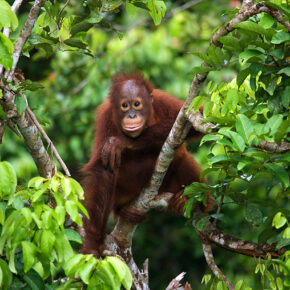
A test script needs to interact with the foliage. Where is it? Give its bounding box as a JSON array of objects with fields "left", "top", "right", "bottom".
[
  {"left": 183, "top": 4, "right": 290, "bottom": 289},
  {"left": 0, "top": 161, "right": 132, "bottom": 289},
  {"left": 0, "top": 0, "right": 289, "bottom": 289}
]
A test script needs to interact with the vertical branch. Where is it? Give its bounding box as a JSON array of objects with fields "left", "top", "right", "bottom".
[{"left": 5, "top": 0, "right": 47, "bottom": 82}]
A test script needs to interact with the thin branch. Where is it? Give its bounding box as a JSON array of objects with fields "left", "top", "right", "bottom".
[
  {"left": 165, "top": 0, "right": 202, "bottom": 19},
  {"left": 56, "top": 0, "right": 71, "bottom": 27},
  {"left": 26, "top": 107, "right": 71, "bottom": 176},
  {"left": 5, "top": 0, "right": 47, "bottom": 82},
  {"left": 259, "top": 140, "right": 290, "bottom": 153},
  {"left": 0, "top": 120, "right": 6, "bottom": 144},
  {"left": 165, "top": 272, "right": 186, "bottom": 290},
  {"left": 197, "top": 221, "right": 286, "bottom": 259},
  {"left": 201, "top": 240, "right": 234, "bottom": 290}
]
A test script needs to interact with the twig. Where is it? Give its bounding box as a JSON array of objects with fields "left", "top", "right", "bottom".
[
  {"left": 165, "top": 0, "right": 202, "bottom": 19},
  {"left": 259, "top": 140, "right": 290, "bottom": 153},
  {"left": 56, "top": 0, "right": 71, "bottom": 27},
  {"left": 5, "top": 0, "right": 47, "bottom": 82},
  {"left": 166, "top": 272, "right": 186, "bottom": 290},
  {"left": 197, "top": 220, "right": 286, "bottom": 259},
  {"left": 26, "top": 107, "right": 71, "bottom": 176},
  {"left": 0, "top": 120, "right": 6, "bottom": 144},
  {"left": 201, "top": 240, "right": 234, "bottom": 290}
]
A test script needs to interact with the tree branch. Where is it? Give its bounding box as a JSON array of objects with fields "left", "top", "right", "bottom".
[
  {"left": 197, "top": 221, "right": 286, "bottom": 259},
  {"left": 165, "top": 272, "right": 186, "bottom": 290},
  {"left": 26, "top": 107, "right": 71, "bottom": 176},
  {"left": 259, "top": 140, "right": 290, "bottom": 153},
  {"left": 5, "top": 0, "right": 47, "bottom": 82},
  {"left": 200, "top": 240, "right": 234, "bottom": 290}
]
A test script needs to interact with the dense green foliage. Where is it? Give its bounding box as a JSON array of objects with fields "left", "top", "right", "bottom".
[{"left": 0, "top": 0, "right": 289, "bottom": 289}]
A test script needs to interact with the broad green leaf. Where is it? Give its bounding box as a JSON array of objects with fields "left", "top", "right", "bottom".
[
  {"left": 278, "top": 67, "right": 290, "bottom": 77},
  {"left": 0, "top": 258, "right": 12, "bottom": 290},
  {"left": 259, "top": 13, "right": 275, "bottom": 29},
  {"left": 95, "top": 260, "right": 120, "bottom": 289},
  {"left": 227, "top": 131, "right": 245, "bottom": 152},
  {"left": 0, "top": 161, "right": 17, "bottom": 197},
  {"left": 203, "top": 101, "right": 214, "bottom": 118},
  {"left": 234, "top": 21, "right": 270, "bottom": 38},
  {"left": 19, "top": 80, "right": 44, "bottom": 91},
  {"left": 283, "top": 227, "right": 290, "bottom": 239},
  {"left": 272, "top": 212, "right": 287, "bottom": 229},
  {"left": 64, "top": 38, "right": 87, "bottom": 49},
  {"left": 189, "top": 66, "right": 214, "bottom": 76},
  {"left": 41, "top": 230, "right": 55, "bottom": 258},
  {"left": 61, "top": 176, "right": 72, "bottom": 197},
  {"left": 22, "top": 269, "right": 45, "bottom": 290},
  {"left": 15, "top": 94, "right": 27, "bottom": 116},
  {"left": 71, "top": 21, "right": 93, "bottom": 36},
  {"left": 126, "top": 2, "right": 138, "bottom": 17},
  {"left": 65, "top": 200, "right": 79, "bottom": 222},
  {"left": 28, "top": 176, "right": 46, "bottom": 188},
  {"left": 196, "top": 216, "right": 210, "bottom": 231},
  {"left": 188, "top": 96, "right": 203, "bottom": 113},
  {"left": 225, "top": 89, "right": 238, "bottom": 111},
  {"left": 0, "top": 33, "right": 13, "bottom": 70},
  {"left": 200, "top": 134, "right": 222, "bottom": 146},
  {"left": 79, "top": 256, "right": 98, "bottom": 284},
  {"left": 22, "top": 242, "right": 38, "bottom": 272},
  {"left": 0, "top": 0, "right": 18, "bottom": 30},
  {"left": 64, "top": 254, "right": 86, "bottom": 276},
  {"left": 21, "top": 208, "right": 32, "bottom": 225},
  {"left": 265, "top": 163, "right": 289, "bottom": 188},
  {"left": 191, "top": 52, "right": 212, "bottom": 65},
  {"left": 183, "top": 198, "right": 196, "bottom": 218},
  {"left": 271, "top": 32, "right": 290, "bottom": 44},
  {"left": 281, "top": 86, "right": 290, "bottom": 108},
  {"left": 239, "top": 49, "right": 265, "bottom": 64},
  {"left": 212, "top": 144, "right": 226, "bottom": 156},
  {"left": 106, "top": 256, "right": 133, "bottom": 290},
  {"left": 265, "top": 114, "right": 283, "bottom": 137},
  {"left": 219, "top": 35, "right": 241, "bottom": 51},
  {"left": 64, "top": 229, "right": 82, "bottom": 244},
  {"left": 148, "top": 0, "right": 166, "bottom": 25},
  {"left": 69, "top": 178, "right": 84, "bottom": 199},
  {"left": 236, "top": 67, "right": 249, "bottom": 87},
  {"left": 236, "top": 114, "right": 253, "bottom": 143},
  {"left": 55, "top": 205, "right": 65, "bottom": 226},
  {"left": 209, "top": 155, "right": 231, "bottom": 165}
]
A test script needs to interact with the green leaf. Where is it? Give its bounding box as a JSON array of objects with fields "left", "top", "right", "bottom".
[
  {"left": 22, "top": 269, "right": 45, "bottom": 290},
  {"left": 191, "top": 52, "right": 211, "bottom": 65},
  {"left": 239, "top": 49, "right": 265, "bottom": 64},
  {"left": 272, "top": 212, "right": 287, "bottom": 229},
  {"left": 278, "top": 67, "right": 290, "bottom": 77},
  {"left": 15, "top": 94, "right": 27, "bottom": 116},
  {"left": 133, "top": 1, "right": 150, "bottom": 11},
  {"left": 28, "top": 176, "right": 46, "bottom": 188},
  {"left": 271, "top": 32, "right": 290, "bottom": 44},
  {"left": 64, "top": 38, "right": 87, "bottom": 49},
  {"left": 79, "top": 256, "right": 98, "bottom": 284},
  {"left": 71, "top": 21, "right": 93, "bottom": 36},
  {"left": 22, "top": 242, "right": 38, "bottom": 272},
  {"left": 126, "top": 2, "right": 138, "bottom": 17},
  {"left": 259, "top": 13, "right": 275, "bottom": 29},
  {"left": 183, "top": 198, "right": 196, "bottom": 219},
  {"left": 55, "top": 205, "right": 65, "bottom": 226},
  {"left": 236, "top": 67, "right": 249, "bottom": 87},
  {"left": 64, "top": 254, "right": 85, "bottom": 276},
  {"left": 265, "top": 163, "right": 289, "bottom": 188},
  {"left": 0, "top": 161, "right": 17, "bottom": 197},
  {"left": 203, "top": 101, "right": 213, "bottom": 118},
  {"left": 41, "top": 230, "right": 55, "bottom": 258},
  {"left": 209, "top": 155, "right": 231, "bottom": 165},
  {"left": 69, "top": 178, "right": 84, "bottom": 199},
  {"left": 265, "top": 114, "right": 283, "bottom": 137},
  {"left": 64, "top": 229, "right": 82, "bottom": 244},
  {"left": 227, "top": 131, "right": 245, "bottom": 152},
  {"left": 106, "top": 256, "right": 133, "bottom": 290},
  {"left": 234, "top": 21, "right": 270, "bottom": 38},
  {"left": 65, "top": 200, "right": 79, "bottom": 222},
  {"left": 0, "top": 258, "right": 12, "bottom": 290},
  {"left": 219, "top": 35, "right": 241, "bottom": 51},
  {"left": 0, "top": 32, "right": 13, "bottom": 70},
  {"left": 148, "top": 0, "right": 166, "bottom": 26},
  {"left": 196, "top": 216, "right": 210, "bottom": 231},
  {"left": 61, "top": 176, "right": 72, "bottom": 197},
  {"left": 189, "top": 96, "right": 203, "bottom": 113},
  {"left": 281, "top": 86, "right": 290, "bottom": 108},
  {"left": 0, "top": 0, "right": 18, "bottom": 30},
  {"left": 189, "top": 66, "right": 214, "bottom": 76},
  {"left": 225, "top": 89, "right": 238, "bottom": 111},
  {"left": 200, "top": 134, "right": 222, "bottom": 146},
  {"left": 245, "top": 204, "right": 263, "bottom": 225},
  {"left": 236, "top": 114, "right": 253, "bottom": 144},
  {"left": 19, "top": 80, "right": 44, "bottom": 91}
]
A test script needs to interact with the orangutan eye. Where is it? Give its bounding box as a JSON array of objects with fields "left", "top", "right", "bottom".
[
  {"left": 134, "top": 101, "right": 140, "bottom": 107},
  {"left": 122, "top": 103, "right": 128, "bottom": 108}
]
